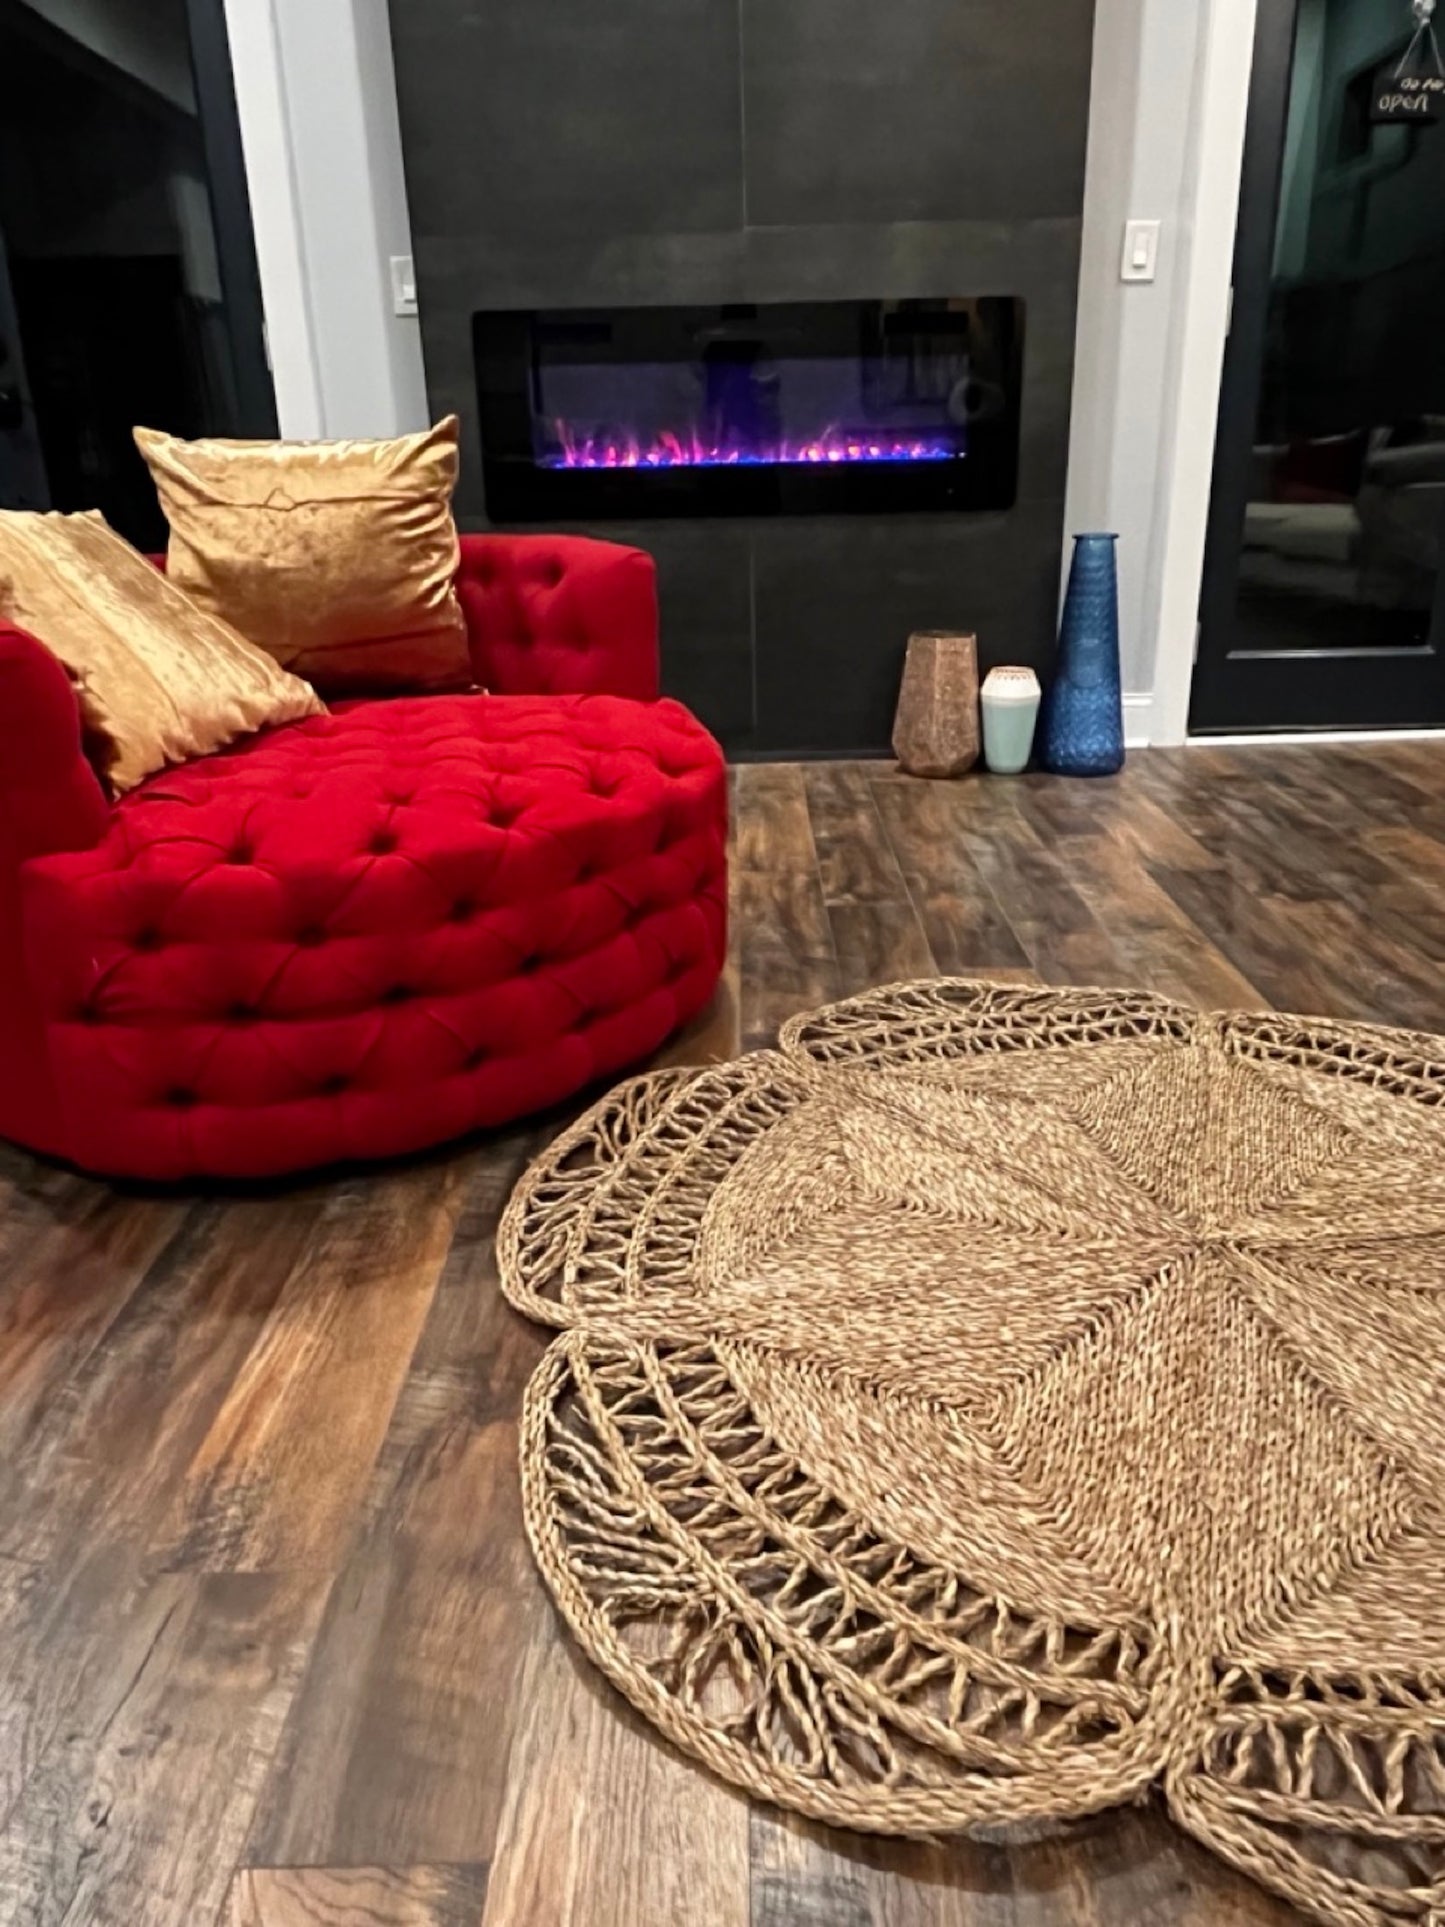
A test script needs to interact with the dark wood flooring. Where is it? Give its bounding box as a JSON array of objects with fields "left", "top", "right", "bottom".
[{"left": 2, "top": 741, "right": 1443, "bottom": 1927}]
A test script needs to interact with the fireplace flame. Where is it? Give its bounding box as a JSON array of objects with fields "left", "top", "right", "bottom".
[{"left": 541, "top": 420, "right": 961, "bottom": 470}]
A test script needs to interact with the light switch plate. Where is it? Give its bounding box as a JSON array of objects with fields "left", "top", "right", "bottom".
[
  {"left": 1120, "top": 219, "right": 1161, "bottom": 283},
  {"left": 390, "top": 254, "right": 418, "bottom": 316}
]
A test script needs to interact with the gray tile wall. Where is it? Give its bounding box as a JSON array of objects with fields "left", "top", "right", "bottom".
[{"left": 389, "top": 0, "right": 1095, "bottom": 755}]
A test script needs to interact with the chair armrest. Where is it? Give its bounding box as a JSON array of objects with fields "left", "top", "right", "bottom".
[
  {"left": 454, "top": 533, "right": 659, "bottom": 699},
  {"left": 0, "top": 626, "right": 108, "bottom": 1159},
  {"left": 0, "top": 625, "right": 109, "bottom": 865}
]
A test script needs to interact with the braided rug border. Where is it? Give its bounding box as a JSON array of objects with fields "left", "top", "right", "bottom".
[{"left": 498, "top": 978, "right": 1445, "bottom": 1927}]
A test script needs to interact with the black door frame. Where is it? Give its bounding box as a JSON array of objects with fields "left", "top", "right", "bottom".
[
  {"left": 1191, "top": 0, "right": 1445, "bottom": 733},
  {"left": 184, "top": 0, "right": 277, "bottom": 438},
  {"left": 0, "top": 226, "right": 50, "bottom": 511}
]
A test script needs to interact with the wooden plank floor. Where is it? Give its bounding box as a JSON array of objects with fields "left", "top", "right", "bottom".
[{"left": 2, "top": 740, "right": 1443, "bottom": 1926}]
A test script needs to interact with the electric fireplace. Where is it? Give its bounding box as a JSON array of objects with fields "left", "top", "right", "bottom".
[{"left": 473, "top": 298, "right": 1024, "bottom": 521}]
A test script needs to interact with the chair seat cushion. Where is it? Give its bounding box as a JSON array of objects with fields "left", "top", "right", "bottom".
[{"left": 24, "top": 693, "right": 727, "bottom": 1176}]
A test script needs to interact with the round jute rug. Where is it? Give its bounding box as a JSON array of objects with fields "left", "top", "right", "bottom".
[{"left": 497, "top": 979, "right": 1445, "bottom": 1927}]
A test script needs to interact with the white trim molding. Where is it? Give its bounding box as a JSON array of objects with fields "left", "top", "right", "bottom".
[
  {"left": 222, "top": 0, "right": 324, "bottom": 437},
  {"left": 1149, "top": 0, "right": 1260, "bottom": 744},
  {"left": 222, "top": 0, "right": 427, "bottom": 440},
  {"left": 1123, "top": 692, "right": 1156, "bottom": 749},
  {"left": 1191, "top": 728, "right": 1445, "bottom": 747}
]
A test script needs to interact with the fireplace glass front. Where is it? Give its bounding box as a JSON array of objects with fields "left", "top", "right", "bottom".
[{"left": 473, "top": 298, "right": 1023, "bottom": 520}]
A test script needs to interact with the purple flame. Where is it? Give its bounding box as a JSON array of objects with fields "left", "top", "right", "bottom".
[{"left": 540, "top": 420, "right": 963, "bottom": 470}]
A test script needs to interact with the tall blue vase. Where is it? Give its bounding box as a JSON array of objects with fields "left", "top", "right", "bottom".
[{"left": 1041, "top": 533, "right": 1125, "bottom": 776}]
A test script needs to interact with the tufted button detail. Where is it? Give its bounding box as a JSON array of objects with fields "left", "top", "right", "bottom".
[{"left": 51, "top": 677, "right": 727, "bottom": 1176}]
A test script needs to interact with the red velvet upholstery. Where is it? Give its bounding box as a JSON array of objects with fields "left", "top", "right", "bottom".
[
  {"left": 0, "top": 536, "right": 726, "bottom": 1178},
  {"left": 153, "top": 531, "right": 661, "bottom": 699},
  {"left": 455, "top": 532, "right": 659, "bottom": 699},
  {"left": 0, "top": 630, "right": 111, "bottom": 1159}
]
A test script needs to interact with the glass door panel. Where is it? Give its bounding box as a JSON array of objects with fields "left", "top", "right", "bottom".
[{"left": 1193, "top": 0, "right": 1445, "bottom": 730}]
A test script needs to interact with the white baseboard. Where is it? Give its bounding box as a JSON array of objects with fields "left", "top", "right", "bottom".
[
  {"left": 1123, "top": 692, "right": 1155, "bottom": 749},
  {"left": 1119, "top": 701, "right": 1445, "bottom": 752},
  {"left": 1188, "top": 728, "right": 1445, "bottom": 747}
]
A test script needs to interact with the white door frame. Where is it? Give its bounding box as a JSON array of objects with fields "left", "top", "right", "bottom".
[
  {"left": 1149, "top": 0, "right": 1260, "bottom": 745},
  {"left": 221, "top": 0, "right": 325, "bottom": 438},
  {"left": 221, "top": 0, "right": 427, "bottom": 441}
]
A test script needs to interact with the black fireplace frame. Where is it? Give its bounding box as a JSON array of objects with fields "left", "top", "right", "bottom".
[{"left": 473, "top": 297, "right": 1025, "bottom": 522}]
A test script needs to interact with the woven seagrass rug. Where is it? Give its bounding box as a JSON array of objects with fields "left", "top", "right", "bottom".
[{"left": 496, "top": 979, "right": 1445, "bottom": 1927}]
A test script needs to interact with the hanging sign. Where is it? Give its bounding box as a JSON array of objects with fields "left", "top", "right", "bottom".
[
  {"left": 1370, "top": 70, "right": 1444, "bottom": 121},
  {"left": 1371, "top": 0, "right": 1444, "bottom": 121}
]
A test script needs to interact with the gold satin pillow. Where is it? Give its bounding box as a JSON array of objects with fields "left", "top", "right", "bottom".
[
  {"left": 134, "top": 417, "right": 471, "bottom": 695},
  {"left": 0, "top": 510, "right": 324, "bottom": 794}
]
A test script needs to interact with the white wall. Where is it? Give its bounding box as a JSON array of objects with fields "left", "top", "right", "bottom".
[
  {"left": 223, "top": 0, "right": 427, "bottom": 441},
  {"left": 1065, "top": 0, "right": 1206, "bottom": 708}
]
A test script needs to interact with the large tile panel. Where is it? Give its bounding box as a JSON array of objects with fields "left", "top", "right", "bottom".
[
  {"left": 751, "top": 505, "right": 1064, "bottom": 756},
  {"left": 390, "top": 0, "right": 743, "bottom": 244},
  {"left": 741, "top": 0, "right": 1095, "bottom": 228}
]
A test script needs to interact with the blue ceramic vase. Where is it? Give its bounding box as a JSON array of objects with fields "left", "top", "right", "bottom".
[{"left": 1041, "top": 533, "right": 1125, "bottom": 776}]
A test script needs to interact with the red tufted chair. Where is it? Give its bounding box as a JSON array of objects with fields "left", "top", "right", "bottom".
[{"left": 0, "top": 534, "right": 728, "bottom": 1178}]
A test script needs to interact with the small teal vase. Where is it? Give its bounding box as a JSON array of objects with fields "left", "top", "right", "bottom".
[{"left": 1041, "top": 533, "right": 1125, "bottom": 776}]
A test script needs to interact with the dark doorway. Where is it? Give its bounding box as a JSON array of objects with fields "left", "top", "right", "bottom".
[
  {"left": 1193, "top": 0, "right": 1445, "bottom": 731},
  {"left": 0, "top": 0, "right": 274, "bottom": 551}
]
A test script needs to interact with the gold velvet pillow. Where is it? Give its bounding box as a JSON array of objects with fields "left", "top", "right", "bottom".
[
  {"left": 0, "top": 510, "right": 324, "bottom": 794},
  {"left": 134, "top": 417, "right": 472, "bottom": 695}
]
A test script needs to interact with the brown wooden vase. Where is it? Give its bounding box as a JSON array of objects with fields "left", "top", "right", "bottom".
[{"left": 892, "top": 630, "right": 980, "bottom": 778}]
